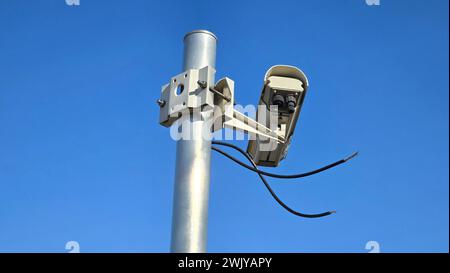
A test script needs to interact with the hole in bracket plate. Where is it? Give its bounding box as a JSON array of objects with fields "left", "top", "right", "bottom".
[{"left": 175, "top": 84, "right": 184, "bottom": 95}]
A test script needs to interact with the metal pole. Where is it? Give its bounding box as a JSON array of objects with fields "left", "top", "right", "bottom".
[{"left": 170, "top": 30, "right": 217, "bottom": 253}]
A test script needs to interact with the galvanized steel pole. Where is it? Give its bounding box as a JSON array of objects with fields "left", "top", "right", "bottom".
[{"left": 170, "top": 30, "right": 217, "bottom": 253}]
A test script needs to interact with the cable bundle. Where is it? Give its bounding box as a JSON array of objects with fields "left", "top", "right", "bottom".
[{"left": 211, "top": 140, "right": 358, "bottom": 218}]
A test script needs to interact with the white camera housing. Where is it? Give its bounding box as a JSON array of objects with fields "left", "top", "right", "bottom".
[{"left": 247, "top": 65, "right": 309, "bottom": 167}]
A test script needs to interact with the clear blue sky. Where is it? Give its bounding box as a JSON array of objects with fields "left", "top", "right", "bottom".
[{"left": 0, "top": 0, "right": 448, "bottom": 253}]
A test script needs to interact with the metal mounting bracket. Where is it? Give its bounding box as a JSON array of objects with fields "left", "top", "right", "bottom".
[
  {"left": 211, "top": 78, "right": 285, "bottom": 143},
  {"left": 158, "top": 68, "right": 285, "bottom": 143},
  {"left": 158, "top": 66, "right": 216, "bottom": 127}
]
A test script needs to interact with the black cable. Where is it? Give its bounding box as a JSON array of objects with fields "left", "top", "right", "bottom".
[
  {"left": 211, "top": 141, "right": 358, "bottom": 179},
  {"left": 211, "top": 141, "right": 335, "bottom": 218}
]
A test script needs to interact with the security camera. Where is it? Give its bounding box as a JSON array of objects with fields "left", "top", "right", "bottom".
[{"left": 247, "top": 65, "right": 309, "bottom": 167}]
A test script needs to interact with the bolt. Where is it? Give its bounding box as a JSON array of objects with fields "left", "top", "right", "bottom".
[
  {"left": 156, "top": 99, "right": 166, "bottom": 107},
  {"left": 197, "top": 80, "right": 207, "bottom": 89}
]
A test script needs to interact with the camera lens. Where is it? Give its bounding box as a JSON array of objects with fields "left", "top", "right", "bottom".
[{"left": 272, "top": 94, "right": 285, "bottom": 108}]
